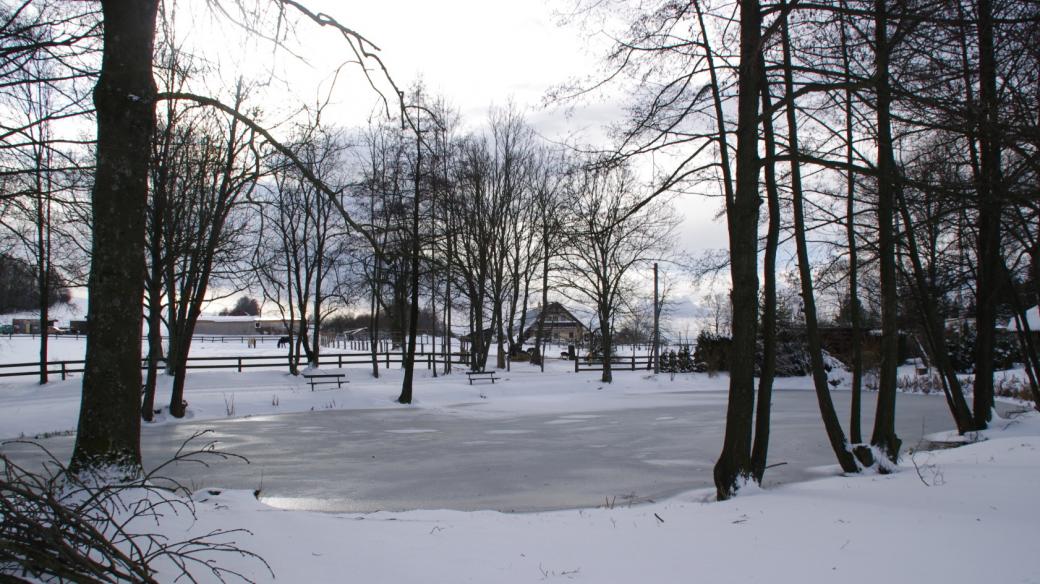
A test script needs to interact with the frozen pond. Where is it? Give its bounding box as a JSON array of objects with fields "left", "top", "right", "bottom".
[{"left": 1, "top": 388, "right": 977, "bottom": 513}]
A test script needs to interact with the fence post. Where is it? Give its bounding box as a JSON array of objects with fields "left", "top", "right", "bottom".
[
  {"left": 238, "top": 358, "right": 242, "bottom": 373},
  {"left": 61, "top": 361, "right": 67, "bottom": 381},
  {"left": 631, "top": 354, "right": 635, "bottom": 371},
  {"left": 574, "top": 355, "right": 579, "bottom": 373},
  {"left": 385, "top": 351, "right": 390, "bottom": 369},
  {"left": 338, "top": 354, "right": 343, "bottom": 368}
]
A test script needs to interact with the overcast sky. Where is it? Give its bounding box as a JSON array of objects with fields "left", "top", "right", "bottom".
[{"left": 177, "top": 0, "right": 732, "bottom": 308}]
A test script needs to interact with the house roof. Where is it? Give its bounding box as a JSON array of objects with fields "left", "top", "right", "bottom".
[{"left": 521, "top": 302, "right": 589, "bottom": 331}]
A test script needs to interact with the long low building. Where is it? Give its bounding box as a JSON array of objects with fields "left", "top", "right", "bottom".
[{"left": 193, "top": 316, "right": 304, "bottom": 336}]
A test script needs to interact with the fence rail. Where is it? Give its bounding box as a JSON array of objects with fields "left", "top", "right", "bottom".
[
  {"left": 0, "top": 350, "right": 471, "bottom": 381},
  {"left": 573, "top": 354, "right": 656, "bottom": 372}
]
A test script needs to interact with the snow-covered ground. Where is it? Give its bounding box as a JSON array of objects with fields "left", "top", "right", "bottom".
[
  {"left": 1, "top": 335, "right": 1038, "bottom": 583},
  {"left": 162, "top": 416, "right": 1039, "bottom": 584}
]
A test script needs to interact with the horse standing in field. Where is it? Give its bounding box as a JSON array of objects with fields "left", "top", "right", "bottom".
[{"left": 277, "top": 336, "right": 290, "bottom": 348}]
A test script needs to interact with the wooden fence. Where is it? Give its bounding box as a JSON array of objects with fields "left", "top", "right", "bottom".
[
  {"left": 0, "top": 350, "right": 471, "bottom": 381},
  {"left": 573, "top": 354, "right": 656, "bottom": 372}
]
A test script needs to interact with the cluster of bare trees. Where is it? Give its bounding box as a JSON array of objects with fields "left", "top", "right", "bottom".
[
  {"left": 575, "top": 0, "right": 1038, "bottom": 498},
  {"left": 3, "top": 0, "right": 682, "bottom": 478},
  {"left": 350, "top": 96, "right": 678, "bottom": 400},
  {"left": 1, "top": 1, "right": 96, "bottom": 382},
  {"left": 0, "top": 0, "right": 402, "bottom": 474}
]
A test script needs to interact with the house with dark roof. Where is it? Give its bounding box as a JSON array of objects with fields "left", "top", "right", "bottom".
[{"left": 520, "top": 302, "right": 590, "bottom": 344}]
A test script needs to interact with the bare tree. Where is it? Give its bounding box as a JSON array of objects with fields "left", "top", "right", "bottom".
[
  {"left": 255, "top": 124, "right": 351, "bottom": 372},
  {"left": 159, "top": 83, "right": 260, "bottom": 418},
  {"left": 67, "top": 0, "right": 406, "bottom": 469},
  {"left": 557, "top": 160, "right": 677, "bottom": 383},
  {"left": 530, "top": 146, "right": 569, "bottom": 371}
]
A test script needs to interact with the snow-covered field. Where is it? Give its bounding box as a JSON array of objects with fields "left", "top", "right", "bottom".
[{"left": 1, "top": 335, "right": 1038, "bottom": 583}]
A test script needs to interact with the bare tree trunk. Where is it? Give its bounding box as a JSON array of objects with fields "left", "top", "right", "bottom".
[
  {"left": 142, "top": 102, "right": 174, "bottom": 421},
  {"left": 714, "top": 0, "right": 762, "bottom": 501},
  {"left": 444, "top": 231, "right": 453, "bottom": 375},
  {"left": 751, "top": 67, "right": 779, "bottom": 482},
  {"left": 71, "top": 0, "right": 159, "bottom": 474},
  {"left": 399, "top": 116, "right": 423, "bottom": 404},
  {"left": 370, "top": 257, "right": 381, "bottom": 379},
  {"left": 599, "top": 300, "right": 613, "bottom": 384},
  {"left": 780, "top": 15, "right": 860, "bottom": 473},
  {"left": 972, "top": 0, "right": 1002, "bottom": 428},
  {"left": 535, "top": 222, "right": 550, "bottom": 372},
  {"left": 35, "top": 170, "right": 50, "bottom": 385},
  {"left": 839, "top": 0, "right": 865, "bottom": 445},
  {"left": 141, "top": 264, "right": 163, "bottom": 420},
  {"left": 871, "top": 0, "right": 902, "bottom": 463}
]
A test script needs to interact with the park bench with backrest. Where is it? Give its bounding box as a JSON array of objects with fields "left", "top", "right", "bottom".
[
  {"left": 466, "top": 370, "right": 499, "bottom": 385},
  {"left": 302, "top": 371, "right": 348, "bottom": 391}
]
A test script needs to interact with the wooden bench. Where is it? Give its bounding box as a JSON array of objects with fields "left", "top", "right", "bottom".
[
  {"left": 466, "top": 371, "right": 499, "bottom": 385},
  {"left": 302, "top": 371, "right": 348, "bottom": 391}
]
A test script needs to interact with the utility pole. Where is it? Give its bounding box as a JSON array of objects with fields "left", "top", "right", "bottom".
[{"left": 653, "top": 263, "right": 660, "bottom": 374}]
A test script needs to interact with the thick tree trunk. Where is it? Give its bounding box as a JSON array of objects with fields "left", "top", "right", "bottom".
[
  {"left": 871, "top": 0, "right": 902, "bottom": 463},
  {"left": 972, "top": 0, "right": 1002, "bottom": 428},
  {"left": 71, "top": 0, "right": 159, "bottom": 474},
  {"left": 714, "top": 0, "right": 762, "bottom": 501}
]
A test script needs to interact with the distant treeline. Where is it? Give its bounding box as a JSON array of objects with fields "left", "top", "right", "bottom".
[
  {"left": 323, "top": 308, "right": 439, "bottom": 335},
  {"left": 0, "top": 253, "right": 70, "bottom": 314}
]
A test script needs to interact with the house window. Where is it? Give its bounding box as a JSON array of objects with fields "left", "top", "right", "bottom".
[{"left": 568, "top": 331, "right": 574, "bottom": 339}]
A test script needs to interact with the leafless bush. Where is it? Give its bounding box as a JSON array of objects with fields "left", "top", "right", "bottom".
[
  {"left": 995, "top": 375, "right": 1031, "bottom": 401},
  {"left": 896, "top": 374, "right": 945, "bottom": 394},
  {"left": 1, "top": 431, "right": 272, "bottom": 583}
]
